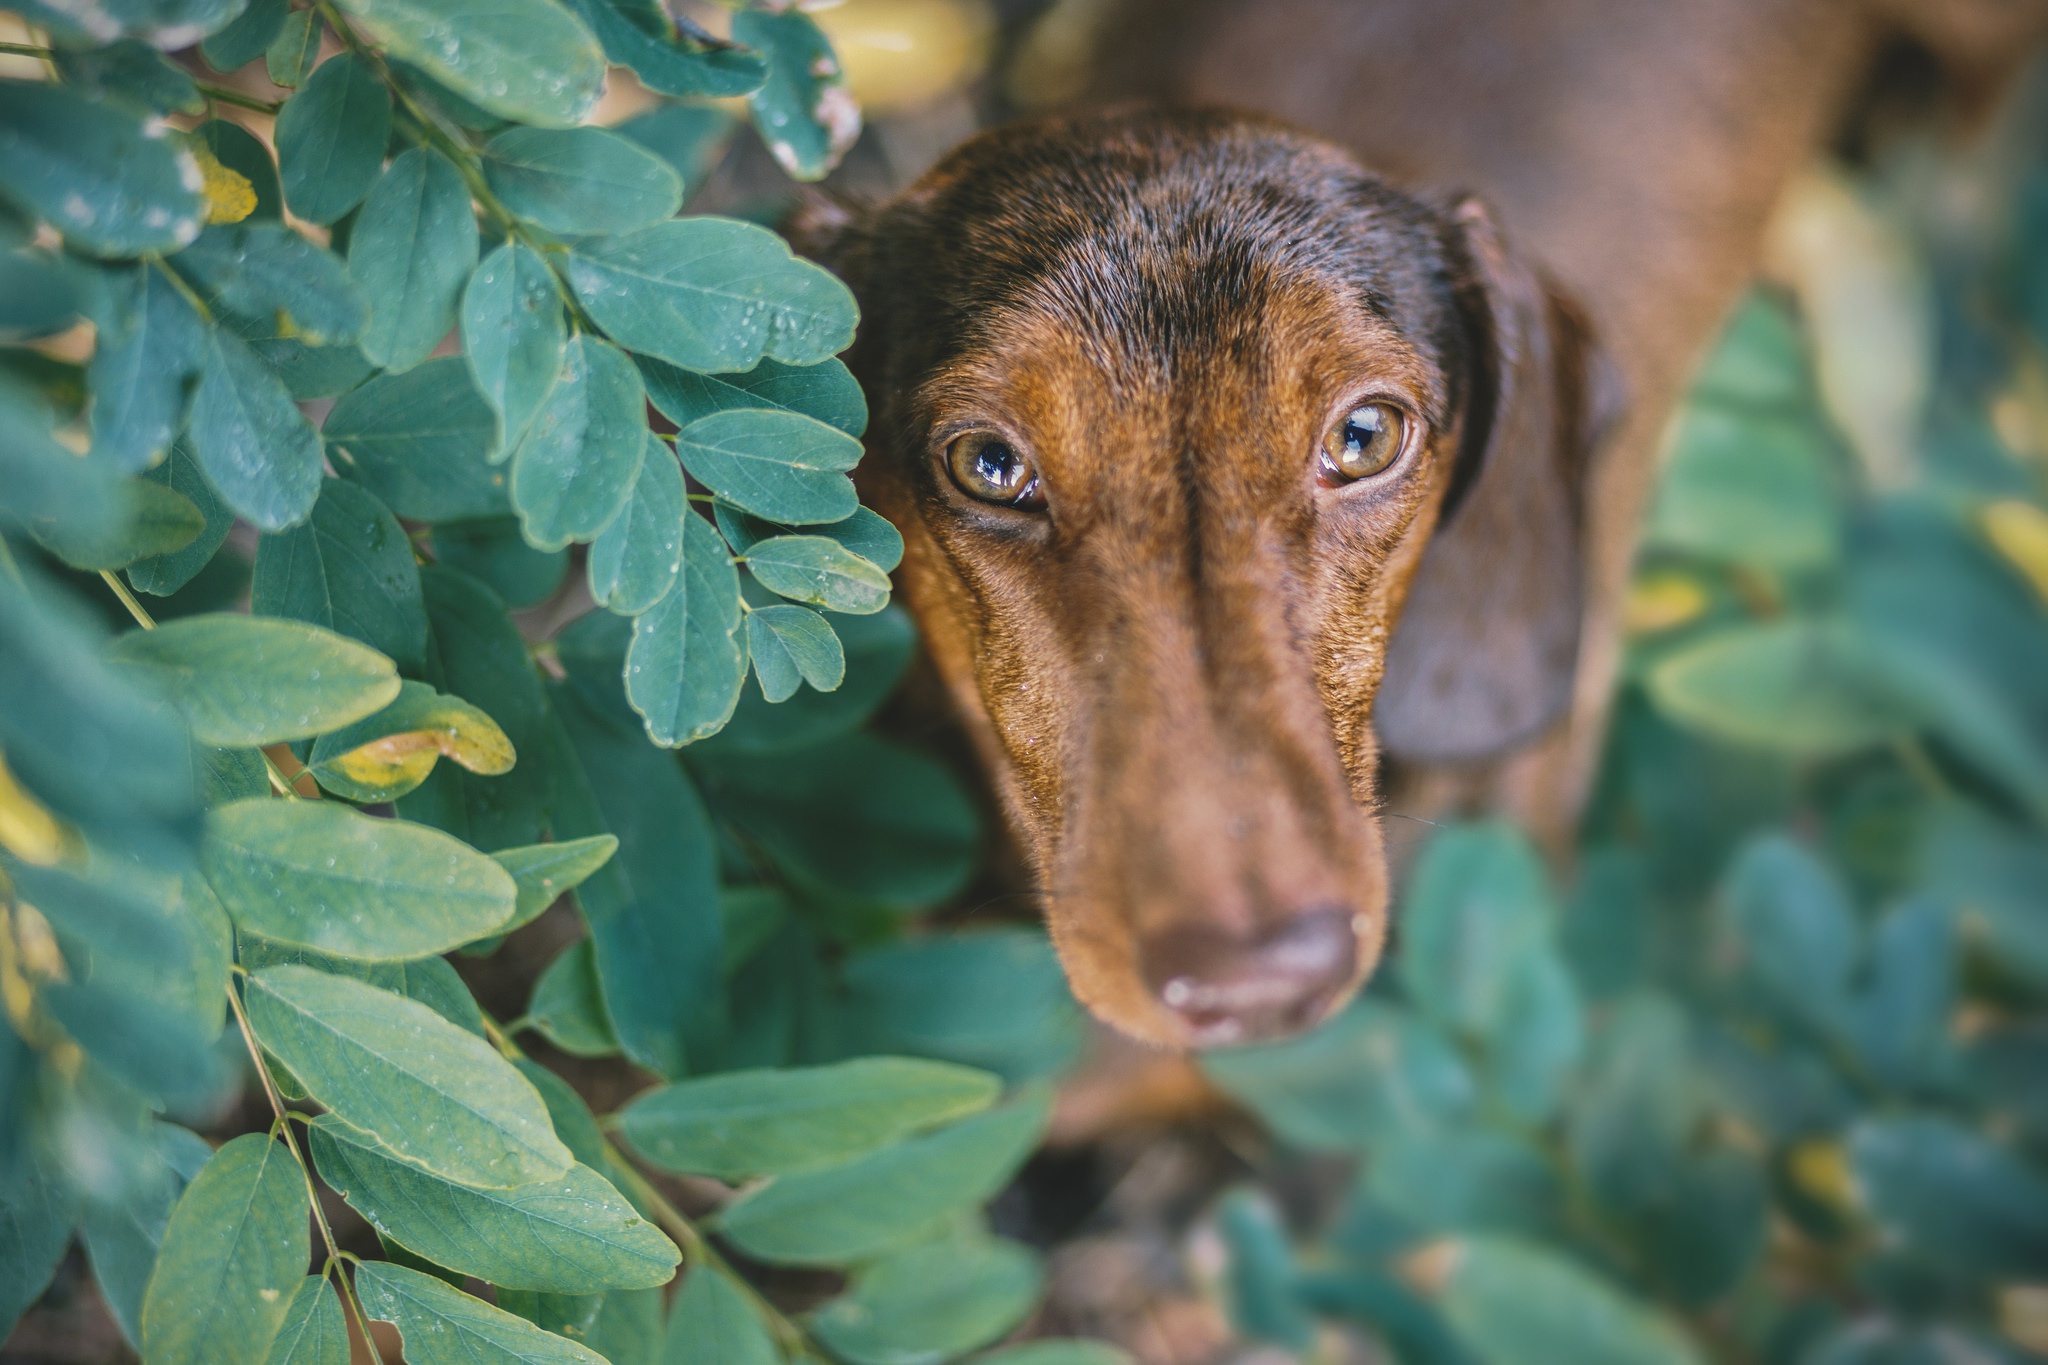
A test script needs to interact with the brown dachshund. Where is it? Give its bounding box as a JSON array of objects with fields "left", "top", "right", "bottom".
[{"left": 813, "top": 0, "right": 2048, "bottom": 1049}]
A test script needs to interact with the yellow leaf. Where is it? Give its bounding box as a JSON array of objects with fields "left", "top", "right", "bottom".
[
  {"left": 306, "top": 682, "right": 516, "bottom": 803},
  {"left": 0, "top": 752, "right": 65, "bottom": 867},
  {"left": 1983, "top": 498, "right": 2048, "bottom": 606},
  {"left": 189, "top": 139, "right": 256, "bottom": 225},
  {"left": 1625, "top": 572, "right": 1708, "bottom": 635},
  {"left": 1787, "top": 1138, "right": 1857, "bottom": 1216}
]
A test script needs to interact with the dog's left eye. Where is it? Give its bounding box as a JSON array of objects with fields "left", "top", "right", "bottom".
[
  {"left": 1320, "top": 403, "right": 1409, "bottom": 484},
  {"left": 947, "top": 431, "right": 1046, "bottom": 510}
]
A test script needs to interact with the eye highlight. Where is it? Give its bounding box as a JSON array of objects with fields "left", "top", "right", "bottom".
[
  {"left": 946, "top": 431, "right": 1046, "bottom": 510},
  {"left": 1319, "top": 403, "right": 1409, "bottom": 484}
]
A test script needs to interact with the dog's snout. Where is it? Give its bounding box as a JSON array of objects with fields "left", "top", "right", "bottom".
[{"left": 1142, "top": 907, "right": 1360, "bottom": 1046}]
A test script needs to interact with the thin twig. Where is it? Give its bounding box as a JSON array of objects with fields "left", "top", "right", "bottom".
[
  {"left": 0, "top": 40, "right": 53, "bottom": 57},
  {"left": 197, "top": 81, "right": 283, "bottom": 114}
]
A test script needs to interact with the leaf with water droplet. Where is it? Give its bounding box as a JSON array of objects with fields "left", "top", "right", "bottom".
[{"left": 331, "top": 0, "right": 606, "bottom": 128}]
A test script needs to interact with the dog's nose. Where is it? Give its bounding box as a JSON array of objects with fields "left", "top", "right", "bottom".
[{"left": 1141, "top": 907, "right": 1360, "bottom": 1046}]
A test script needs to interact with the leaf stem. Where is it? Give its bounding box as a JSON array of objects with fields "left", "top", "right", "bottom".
[
  {"left": 197, "top": 81, "right": 284, "bottom": 114},
  {"left": 225, "top": 979, "right": 390, "bottom": 1364},
  {"left": 0, "top": 40, "right": 53, "bottom": 56}
]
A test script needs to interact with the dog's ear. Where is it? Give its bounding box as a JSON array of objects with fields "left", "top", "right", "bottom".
[{"left": 1375, "top": 196, "right": 1622, "bottom": 764}]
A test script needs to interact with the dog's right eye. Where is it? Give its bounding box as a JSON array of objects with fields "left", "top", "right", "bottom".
[{"left": 946, "top": 431, "right": 1046, "bottom": 510}]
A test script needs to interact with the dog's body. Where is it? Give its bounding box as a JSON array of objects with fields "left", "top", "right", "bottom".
[{"left": 827, "top": 0, "right": 2048, "bottom": 1047}]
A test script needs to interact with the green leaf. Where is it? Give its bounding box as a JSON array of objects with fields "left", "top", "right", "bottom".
[
  {"left": 482, "top": 126, "right": 681, "bottom": 235},
  {"left": 42, "top": 979, "right": 225, "bottom": 1108},
  {"left": 139, "top": 1133, "right": 310, "bottom": 1365},
  {"left": 1645, "top": 616, "right": 1914, "bottom": 757},
  {"left": 617, "top": 1057, "right": 1002, "bottom": 1180},
  {"left": 87, "top": 264, "right": 206, "bottom": 473},
  {"left": 626, "top": 510, "right": 747, "bottom": 745},
  {"left": 0, "top": 1154, "right": 78, "bottom": 1341},
  {"left": 588, "top": 436, "right": 685, "bottom": 615},
  {"left": 716, "top": 501, "right": 902, "bottom": 574},
  {"left": 397, "top": 567, "right": 552, "bottom": 851},
  {"left": 513, "top": 1059, "right": 608, "bottom": 1170},
  {"left": 253, "top": 477, "right": 427, "bottom": 671},
  {"left": 614, "top": 105, "right": 737, "bottom": 190},
  {"left": 1566, "top": 995, "right": 1703, "bottom": 1218},
  {"left": 0, "top": 245, "right": 83, "bottom": 341},
  {"left": 1921, "top": 804, "right": 2048, "bottom": 992},
  {"left": 31, "top": 475, "right": 204, "bottom": 572},
  {"left": 326, "top": 357, "right": 506, "bottom": 522},
  {"left": 355, "top": 1261, "right": 610, "bottom": 1364},
  {"left": 1718, "top": 834, "right": 1858, "bottom": 1038},
  {"left": 975, "top": 1346, "right": 1134, "bottom": 1365},
  {"left": 698, "top": 605, "right": 915, "bottom": 755},
  {"left": 349, "top": 148, "right": 479, "bottom": 372},
  {"left": 663, "top": 1268, "right": 777, "bottom": 1365},
  {"left": 462, "top": 242, "right": 566, "bottom": 456},
  {"left": 745, "top": 534, "right": 890, "bottom": 615},
  {"left": 641, "top": 353, "right": 866, "bottom": 437},
  {"left": 510, "top": 335, "right": 647, "bottom": 551},
  {"left": 1436, "top": 1238, "right": 1704, "bottom": 1365},
  {"left": 205, "top": 797, "right": 517, "bottom": 956},
  {"left": 263, "top": 1278, "right": 348, "bottom": 1365},
  {"left": 197, "top": 119, "right": 282, "bottom": 221},
  {"left": 675, "top": 409, "right": 861, "bottom": 525},
  {"left": 1400, "top": 823, "right": 1559, "bottom": 1038},
  {"left": 188, "top": 321, "right": 326, "bottom": 531},
  {"left": 305, "top": 678, "right": 515, "bottom": 802},
  {"left": 331, "top": 0, "right": 606, "bottom": 128},
  {"left": 264, "top": 8, "right": 322, "bottom": 87},
  {"left": 1367, "top": 1131, "right": 1563, "bottom": 1240},
  {"left": 433, "top": 515, "right": 570, "bottom": 608},
  {"left": 1848, "top": 1116, "right": 2048, "bottom": 1279},
  {"left": 1216, "top": 1189, "right": 1315, "bottom": 1352},
  {"left": 493, "top": 834, "right": 618, "bottom": 934},
  {"left": 0, "top": 80, "right": 205, "bottom": 256},
  {"left": 733, "top": 9, "right": 858, "bottom": 182},
  {"left": 106, "top": 611, "right": 399, "bottom": 745},
  {"left": 747, "top": 604, "right": 843, "bottom": 701},
  {"left": 812, "top": 1231, "right": 1042, "bottom": 1365},
  {"left": 310, "top": 1115, "right": 678, "bottom": 1293},
  {"left": 53, "top": 40, "right": 204, "bottom": 115},
  {"left": 202, "top": 0, "right": 289, "bottom": 71},
  {"left": 562, "top": 0, "right": 766, "bottom": 98},
  {"left": 175, "top": 222, "right": 367, "bottom": 348},
  {"left": 565, "top": 217, "right": 858, "bottom": 373},
  {"left": 274, "top": 54, "right": 392, "bottom": 225},
  {"left": 834, "top": 931, "right": 1084, "bottom": 1085},
  {"left": 81, "top": 1134, "right": 186, "bottom": 1349},
  {"left": 692, "top": 732, "right": 979, "bottom": 908},
  {"left": 717, "top": 1090, "right": 1050, "bottom": 1265},
  {"left": 529, "top": 937, "right": 624, "bottom": 1058},
  {"left": 1201, "top": 999, "right": 1476, "bottom": 1150},
  {"left": 1643, "top": 405, "right": 1841, "bottom": 570},
  {"left": 245, "top": 964, "right": 572, "bottom": 1187}
]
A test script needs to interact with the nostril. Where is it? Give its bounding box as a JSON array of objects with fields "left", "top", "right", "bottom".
[{"left": 1143, "top": 907, "right": 1360, "bottom": 1045}]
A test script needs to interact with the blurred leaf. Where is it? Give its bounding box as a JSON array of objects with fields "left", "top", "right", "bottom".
[
  {"left": 355, "top": 1261, "right": 609, "bottom": 1364},
  {"left": 333, "top": 0, "right": 606, "bottom": 127},
  {"left": 310, "top": 1114, "right": 677, "bottom": 1293},
  {"left": 205, "top": 797, "right": 516, "bottom": 956},
  {"left": 188, "top": 321, "right": 326, "bottom": 531},
  {"left": 0, "top": 1152, "right": 78, "bottom": 1342},
  {"left": 510, "top": 335, "right": 646, "bottom": 551},
  {"left": 1202, "top": 998, "right": 1475, "bottom": 1150},
  {"left": 482, "top": 126, "right": 682, "bottom": 235},
  {"left": 812, "top": 1227, "right": 1043, "bottom": 1365},
  {"left": 491, "top": 834, "right": 617, "bottom": 933},
  {"left": 245, "top": 964, "right": 572, "bottom": 1187},
  {"left": 663, "top": 1267, "right": 778, "bottom": 1365},
  {"left": 1848, "top": 1117, "right": 2048, "bottom": 1280},
  {"left": 834, "top": 930, "right": 1083, "bottom": 1084},
  {"left": 1644, "top": 406, "right": 1841, "bottom": 570},
  {"left": 0, "top": 247, "right": 83, "bottom": 341},
  {"left": 1436, "top": 1237, "right": 1704, "bottom": 1365},
  {"left": 735, "top": 9, "right": 859, "bottom": 182},
  {"left": 139, "top": 1133, "right": 309, "bottom": 1365},
  {"left": 202, "top": 0, "right": 289, "bottom": 70},
  {"left": 563, "top": 0, "right": 767, "bottom": 98},
  {"left": 1919, "top": 804, "right": 2048, "bottom": 992},
  {"left": 617, "top": 1056, "right": 1000, "bottom": 1180},
  {"left": 693, "top": 732, "right": 978, "bottom": 908},
  {"left": 433, "top": 516, "right": 569, "bottom": 608},
  {"left": 128, "top": 446, "right": 232, "bottom": 597},
  {"left": 263, "top": 1277, "right": 348, "bottom": 1365},
  {"left": 349, "top": 148, "right": 480, "bottom": 373},
  {"left": 253, "top": 477, "right": 427, "bottom": 672},
  {"left": 1216, "top": 1188, "right": 1316, "bottom": 1352},
  {"left": 327, "top": 359, "right": 506, "bottom": 522},
  {"left": 566, "top": 218, "right": 858, "bottom": 374},
  {"left": 1567, "top": 994, "right": 1701, "bottom": 1216},
  {"left": 31, "top": 475, "right": 204, "bottom": 572},
  {"left": 264, "top": 8, "right": 322, "bottom": 87},
  {"left": 1843, "top": 900, "right": 1956, "bottom": 1093},
  {"left": 748, "top": 604, "right": 844, "bottom": 701},
  {"left": 717, "top": 1089, "right": 1049, "bottom": 1265},
  {"left": 529, "top": 938, "right": 622, "bottom": 1058},
  {"left": 0, "top": 81, "right": 205, "bottom": 256},
  {"left": 626, "top": 510, "right": 748, "bottom": 746},
  {"left": 1398, "top": 823, "right": 1559, "bottom": 1032},
  {"left": 614, "top": 104, "right": 738, "bottom": 191},
  {"left": 1368, "top": 1131, "right": 1563, "bottom": 1241},
  {"left": 87, "top": 265, "right": 206, "bottom": 474},
  {"left": 463, "top": 242, "right": 567, "bottom": 458},
  {"left": 746, "top": 534, "right": 891, "bottom": 615},
  {"left": 976, "top": 1345, "right": 1136, "bottom": 1365},
  {"left": 1645, "top": 616, "right": 1913, "bottom": 757},
  {"left": 1718, "top": 834, "right": 1858, "bottom": 1038},
  {"left": 43, "top": 980, "right": 224, "bottom": 1108},
  {"left": 306, "top": 679, "right": 515, "bottom": 803},
  {"left": 274, "top": 54, "right": 392, "bottom": 225},
  {"left": 176, "top": 222, "right": 367, "bottom": 348},
  {"left": 80, "top": 1133, "right": 187, "bottom": 1348},
  {"left": 513, "top": 1059, "right": 607, "bottom": 1171},
  {"left": 107, "top": 611, "right": 399, "bottom": 746},
  {"left": 588, "top": 436, "right": 685, "bottom": 615},
  {"left": 54, "top": 39, "right": 204, "bottom": 114},
  {"left": 641, "top": 353, "right": 866, "bottom": 437}
]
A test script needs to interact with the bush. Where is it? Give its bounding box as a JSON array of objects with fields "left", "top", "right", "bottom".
[{"left": 0, "top": 5, "right": 1096, "bottom": 1363}]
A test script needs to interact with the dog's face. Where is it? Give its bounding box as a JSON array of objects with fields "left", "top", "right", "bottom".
[{"left": 831, "top": 110, "right": 1603, "bottom": 1047}]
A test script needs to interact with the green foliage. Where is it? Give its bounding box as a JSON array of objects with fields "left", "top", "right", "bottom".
[
  {"left": 1196, "top": 103, "right": 2048, "bottom": 1365},
  {"left": 0, "top": 9, "right": 1071, "bottom": 1361}
]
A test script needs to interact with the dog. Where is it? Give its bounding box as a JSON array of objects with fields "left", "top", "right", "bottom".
[{"left": 808, "top": 0, "right": 2048, "bottom": 1049}]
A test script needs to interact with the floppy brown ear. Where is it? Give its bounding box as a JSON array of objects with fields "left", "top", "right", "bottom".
[{"left": 1374, "top": 196, "right": 1622, "bottom": 764}]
